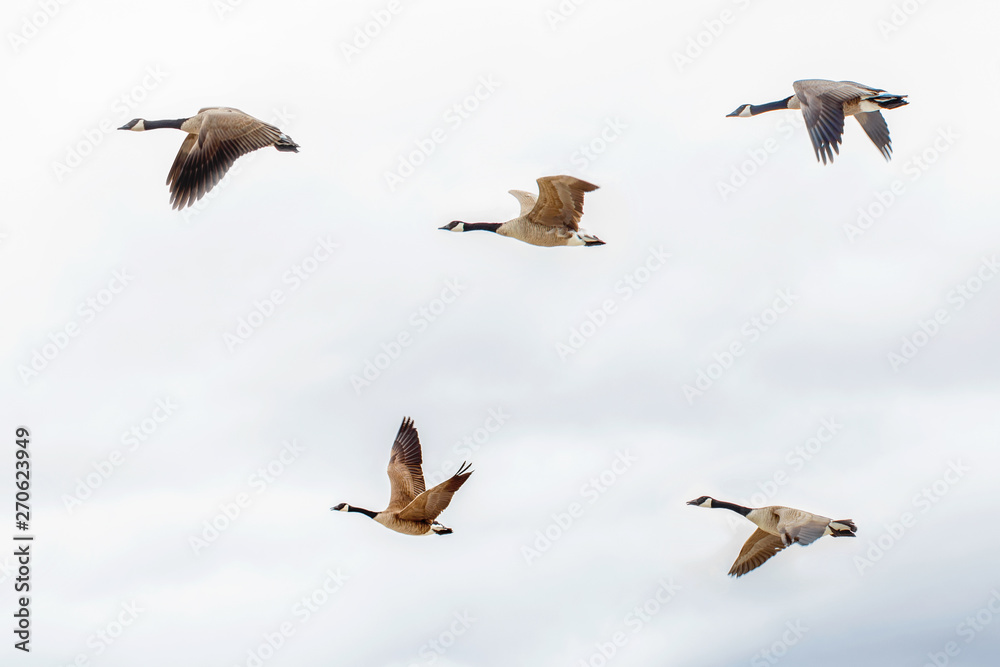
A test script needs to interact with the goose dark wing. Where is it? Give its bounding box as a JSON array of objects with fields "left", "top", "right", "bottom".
[
  {"left": 165, "top": 133, "right": 197, "bottom": 203},
  {"left": 526, "top": 175, "right": 599, "bottom": 230},
  {"left": 793, "top": 80, "right": 860, "bottom": 165},
  {"left": 386, "top": 417, "right": 425, "bottom": 512},
  {"left": 397, "top": 462, "right": 472, "bottom": 522},
  {"left": 837, "top": 81, "right": 885, "bottom": 95},
  {"left": 855, "top": 111, "right": 892, "bottom": 160},
  {"left": 729, "top": 528, "right": 787, "bottom": 577},
  {"left": 165, "top": 108, "right": 285, "bottom": 209}
]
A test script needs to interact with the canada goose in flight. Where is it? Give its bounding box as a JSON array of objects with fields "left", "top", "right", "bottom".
[
  {"left": 118, "top": 107, "right": 299, "bottom": 209},
  {"left": 687, "top": 496, "right": 856, "bottom": 577},
  {"left": 439, "top": 175, "right": 604, "bottom": 247},
  {"left": 727, "top": 80, "right": 908, "bottom": 164},
  {"left": 331, "top": 417, "right": 473, "bottom": 536}
]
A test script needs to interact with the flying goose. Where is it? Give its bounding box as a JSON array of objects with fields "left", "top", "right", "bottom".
[
  {"left": 439, "top": 175, "right": 604, "bottom": 247},
  {"left": 331, "top": 417, "right": 473, "bottom": 536},
  {"left": 118, "top": 107, "right": 299, "bottom": 209},
  {"left": 687, "top": 496, "right": 856, "bottom": 577},
  {"left": 727, "top": 80, "right": 908, "bottom": 163}
]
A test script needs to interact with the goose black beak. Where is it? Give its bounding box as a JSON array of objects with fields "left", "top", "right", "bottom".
[
  {"left": 725, "top": 108, "right": 743, "bottom": 118},
  {"left": 117, "top": 123, "right": 130, "bottom": 130},
  {"left": 686, "top": 498, "right": 700, "bottom": 505}
]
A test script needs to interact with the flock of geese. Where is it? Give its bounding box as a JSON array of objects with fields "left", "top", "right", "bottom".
[
  {"left": 329, "top": 416, "right": 858, "bottom": 577},
  {"left": 119, "top": 78, "right": 907, "bottom": 250},
  {"left": 120, "top": 78, "right": 906, "bottom": 576}
]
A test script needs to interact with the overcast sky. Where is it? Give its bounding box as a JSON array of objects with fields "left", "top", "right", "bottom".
[{"left": 3, "top": 1, "right": 1000, "bottom": 665}]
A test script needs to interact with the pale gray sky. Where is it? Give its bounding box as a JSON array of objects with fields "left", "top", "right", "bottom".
[{"left": 3, "top": 1, "right": 1000, "bottom": 665}]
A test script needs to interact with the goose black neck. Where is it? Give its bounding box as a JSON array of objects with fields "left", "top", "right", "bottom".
[
  {"left": 713, "top": 500, "right": 751, "bottom": 516},
  {"left": 144, "top": 118, "right": 188, "bottom": 130},
  {"left": 751, "top": 97, "right": 793, "bottom": 115},
  {"left": 349, "top": 506, "right": 378, "bottom": 519},
  {"left": 463, "top": 222, "right": 502, "bottom": 233}
]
